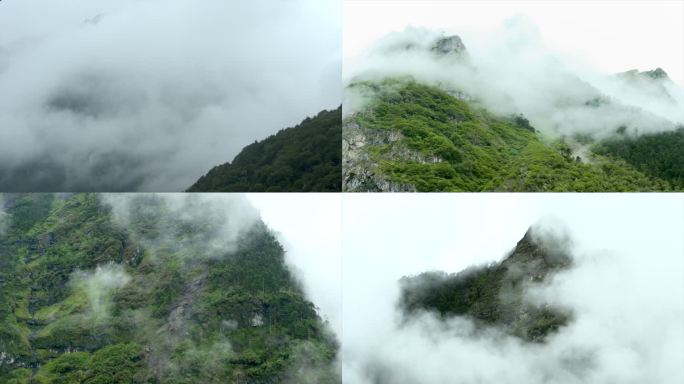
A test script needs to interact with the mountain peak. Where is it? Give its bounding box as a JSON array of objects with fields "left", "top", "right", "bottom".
[
  {"left": 501, "top": 226, "right": 572, "bottom": 279},
  {"left": 646, "top": 67, "right": 669, "bottom": 80},
  {"left": 399, "top": 227, "right": 572, "bottom": 342},
  {"left": 430, "top": 35, "right": 467, "bottom": 57},
  {"left": 620, "top": 67, "right": 671, "bottom": 82},
  {"left": 374, "top": 29, "right": 468, "bottom": 59}
]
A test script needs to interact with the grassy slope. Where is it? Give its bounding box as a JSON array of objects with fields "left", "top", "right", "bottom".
[
  {"left": 188, "top": 107, "right": 342, "bottom": 192},
  {"left": 346, "top": 79, "right": 678, "bottom": 191},
  {"left": 0, "top": 194, "right": 338, "bottom": 384}
]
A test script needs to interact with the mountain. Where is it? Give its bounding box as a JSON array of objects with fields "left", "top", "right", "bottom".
[
  {"left": 0, "top": 194, "right": 339, "bottom": 383},
  {"left": 399, "top": 228, "right": 572, "bottom": 342},
  {"left": 343, "top": 34, "right": 684, "bottom": 192},
  {"left": 189, "top": 107, "right": 342, "bottom": 192}
]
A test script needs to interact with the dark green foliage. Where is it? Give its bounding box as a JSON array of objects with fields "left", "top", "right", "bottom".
[
  {"left": 189, "top": 107, "right": 342, "bottom": 192},
  {"left": 593, "top": 127, "right": 684, "bottom": 188},
  {"left": 0, "top": 193, "right": 338, "bottom": 383},
  {"left": 346, "top": 79, "right": 680, "bottom": 191},
  {"left": 399, "top": 229, "right": 572, "bottom": 342}
]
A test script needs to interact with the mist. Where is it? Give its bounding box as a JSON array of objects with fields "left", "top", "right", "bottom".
[
  {"left": 342, "top": 194, "right": 684, "bottom": 384},
  {"left": 97, "top": 193, "right": 342, "bottom": 380},
  {"left": 345, "top": 20, "right": 684, "bottom": 139},
  {"left": 0, "top": 0, "right": 341, "bottom": 191},
  {"left": 71, "top": 262, "right": 131, "bottom": 322},
  {"left": 247, "top": 194, "right": 342, "bottom": 337},
  {"left": 102, "top": 193, "right": 261, "bottom": 260},
  {"left": 0, "top": 195, "right": 8, "bottom": 236}
]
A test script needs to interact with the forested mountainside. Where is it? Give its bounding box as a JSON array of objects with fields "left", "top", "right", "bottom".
[
  {"left": 343, "top": 80, "right": 682, "bottom": 191},
  {"left": 399, "top": 228, "right": 572, "bottom": 342},
  {"left": 0, "top": 194, "right": 339, "bottom": 384},
  {"left": 189, "top": 107, "right": 342, "bottom": 192},
  {"left": 343, "top": 34, "right": 684, "bottom": 192}
]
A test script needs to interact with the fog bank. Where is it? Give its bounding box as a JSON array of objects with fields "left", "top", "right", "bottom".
[
  {"left": 0, "top": 0, "right": 341, "bottom": 191},
  {"left": 342, "top": 194, "right": 684, "bottom": 384}
]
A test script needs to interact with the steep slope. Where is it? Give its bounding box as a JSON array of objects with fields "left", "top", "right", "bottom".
[
  {"left": 188, "top": 107, "right": 342, "bottom": 192},
  {"left": 593, "top": 127, "right": 684, "bottom": 189},
  {"left": 344, "top": 80, "right": 676, "bottom": 191},
  {"left": 344, "top": 32, "right": 683, "bottom": 192},
  {"left": 399, "top": 228, "right": 572, "bottom": 342},
  {"left": 0, "top": 194, "right": 339, "bottom": 383}
]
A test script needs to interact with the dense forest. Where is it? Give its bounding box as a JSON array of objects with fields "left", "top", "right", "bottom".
[
  {"left": 0, "top": 194, "right": 339, "bottom": 383},
  {"left": 189, "top": 107, "right": 342, "bottom": 192},
  {"left": 399, "top": 228, "right": 572, "bottom": 342},
  {"left": 343, "top": 80, "right": 681, "bottom": 192},
  {"left": 593, "top": 127, "right": 684, "bottom": 189}
]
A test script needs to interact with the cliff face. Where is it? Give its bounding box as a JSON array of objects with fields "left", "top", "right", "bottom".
[
  {"left": 0, "top": 194, "right": 339, "bottom": 383},
  {"left": 399, "top": 228, "right": 572, "bottom": 342}
]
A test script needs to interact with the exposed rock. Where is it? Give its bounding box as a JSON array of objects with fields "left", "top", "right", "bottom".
[
  {"left": 431, "top": 35, "right": 467, "bottom": 57},
  {"left": 343, "top": 117, "right": 442, "bottom": 192}
]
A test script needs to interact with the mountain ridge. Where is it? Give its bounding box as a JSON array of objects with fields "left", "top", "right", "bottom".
[
  {"left": 188, "top": 107, "right": 342, "bottom": 192},
  {"left": 398, "top": 227, "right": 572, "bottom": 342}
]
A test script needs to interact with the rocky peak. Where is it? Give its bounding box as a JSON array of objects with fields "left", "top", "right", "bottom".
[
  {"left": 645, "top": 67, "right": 669, "bottom": 80},
  {"left": 620, "top": 67, "right": 671, "bottom": 82},
  {"left": 430, "top": 35, "right": 467, "bottom": 57},
  {"left": 501, "top": 227, "right": 572, "bottom": 280}
]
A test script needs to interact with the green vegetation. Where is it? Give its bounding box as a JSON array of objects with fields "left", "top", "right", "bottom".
[
  {"left": 399, "top": 229, "right": 571, "bottom": 342},
  {"left": 0, "top": 194, "right": 338, "bottom": 383},
  {"left": 594, "top": 127, "right": 684, "bottom": 189},
  {"left": 189, "top": 107, "right": 342, "bottom": 192},
  {"left": 344, "top": 79, "right": 680, "bottom": 191}
]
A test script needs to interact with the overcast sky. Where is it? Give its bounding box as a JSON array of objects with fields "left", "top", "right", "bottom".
[
  {"left": 0, "top": 0, "right": 340, "bottom": 191},
  {"left": 342, "top": 193, "right": 684, "bottom": 383},
  {"left": 344, "top": 0, "right": 684, "bottom": 86}
]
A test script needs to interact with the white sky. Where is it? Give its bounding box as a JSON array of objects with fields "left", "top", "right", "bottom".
[
  {"left": 342, "top": 193, "right": 684, "bottom": 282},
  {"left": 344, "top": 0, "right": 684, "bottom": 85},
  {"left": 247, "top": 193, "right": 342, "bottom": 336}
]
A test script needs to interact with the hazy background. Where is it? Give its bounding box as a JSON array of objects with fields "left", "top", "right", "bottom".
[
  {"left": 0, "top": 0, "right": 341, "bottom": 191},
  {"left": 343, "top": 0, "right": 684, "bottom": 139},
  {"left": 344, "top": 0, "right": 684, "bottom": 85},
  {"left": 342, "top": 194, "right": 684, "bottom": 383}
]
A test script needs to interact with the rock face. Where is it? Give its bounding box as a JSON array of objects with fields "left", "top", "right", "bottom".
[
  {"left": 399, "top": 227, "right": 572, "bottom": 342},
  {"left": 644, "top": 67, "right": 669, "bottom": 80},
  {"left": 343, "top": 119, "right": 421, "bottom": 192},
  {"left": 430, "top": 35, "right": 467, "bottom": 57},
  {"left": 343, "top": 116, "right": 449, "bottom": 192},
  {"left": 377, "top": 32, "right": 469, "bottom": 60}
]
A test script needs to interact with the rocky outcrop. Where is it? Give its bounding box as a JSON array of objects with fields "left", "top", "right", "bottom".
[
  {"left": 343, "top": 117, "right": 445, "bottom": 192},
  {"left": 431, "top": 35, "right": 467, "bottom": 57}
]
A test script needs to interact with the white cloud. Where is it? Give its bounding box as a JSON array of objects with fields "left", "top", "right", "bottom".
[
  {"left": 344, "top": 0, "right": 684, "bottom": 86},
  {"left": 342, "top": 193, "right": 684, "bottom": 383},
  {"left": 345, "top": 22, "right": 683, "bottom": 139},
  {"left": 247, "top": 193, "right": 342, "bottom": 337},
  {"left": 0, "top": 0, "right": 341, "bottom": 191}
]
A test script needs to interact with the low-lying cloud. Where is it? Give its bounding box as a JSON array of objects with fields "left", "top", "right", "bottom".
[
  {"left": 345, "top": 19, "right": 683, "bottom": 139},
  {"left": 0, "top": 195, "right": 9, "bottom": 236},
  {"left": 71, "top": 262, "right": 131, "bottom": 322},
  {"left": 0, "top": 0, "right": 341, "bottom": 191},
  {"left": 102, "top": 193, "right": 261, "bottom": 260},
  {"left": 342, "top": 194, "right": 684, "bottom": 384}
]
